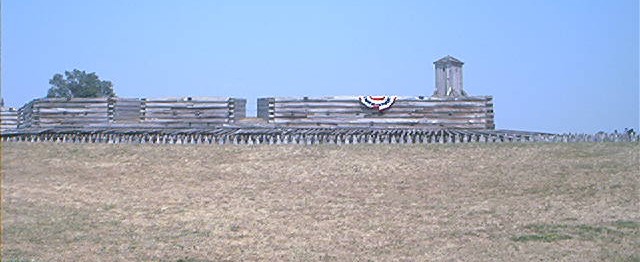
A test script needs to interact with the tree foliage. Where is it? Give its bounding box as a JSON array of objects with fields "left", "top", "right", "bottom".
[{"left": 47, "top": 69, "right": 115, "bottom": 98}]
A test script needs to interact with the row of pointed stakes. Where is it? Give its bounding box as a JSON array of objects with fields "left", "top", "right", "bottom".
[{"left": 1, "top": 131, "right": 637, "bottom": 144}]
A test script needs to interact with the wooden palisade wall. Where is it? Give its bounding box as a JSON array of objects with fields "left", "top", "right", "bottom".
[
  {"left": 19, "top": 98, "right": 109, "bottom": 128},
  {"left": 258, "top": 96, "right": 495, "bottom": 129},
  {"left": 1, "top": 107, "right": 19, "bottom": 131},
  {"left": 140, "top": 97, "right": 246, "bottom": 127},
  {"left": 18, "top": 97, "right": 246, "bottom": 128}
]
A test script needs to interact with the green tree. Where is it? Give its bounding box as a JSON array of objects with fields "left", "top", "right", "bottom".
[{"left": 47, "top": 69, "right": 115, "bottom": 98}]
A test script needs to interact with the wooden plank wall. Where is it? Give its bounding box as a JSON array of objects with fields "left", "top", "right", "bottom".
[
  {"left": 257, "top": 98, "right": 274, "bottom": 120},
  {"left": 141, "top": 97, "right": 231, "bottom": 127},
  {"left": 17, "top": 97, "right": 246, "bottom": 128},
  {"left": 262, "top": 96, "right": 495, "bottom": 129},
  {"left": 17, "top": 101, "right": 35, "bottom": 128},
  {"left": 110, "top": 98, "right": 142, "bottom": 123},
  {"left": 1, "top": 107, "right": 18, "bottom": 131},
  {"left": 230, "top": 98, "right": 247, "bottom": 121},
  {"left": 21, "top": 98, "right": 110, "bottom": 128}
]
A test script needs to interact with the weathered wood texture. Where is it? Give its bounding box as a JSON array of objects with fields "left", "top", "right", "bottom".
[
  {"left": 231, "top": 98, "right": 247, "bottom": 120},
  {"left": 17, "top": 101, "right": 35, "bottom": 128},
  {"left": 257, "top": 98, "right": 274, "bottom": 120},
  {"left": 19, "top": 98, "right": 109, "bottom": 128},
  {"left": 2, "top": 127, "right": 636, "bottom": 145},
  {"left": 1, "top": 107, "right": 19, "bottom": 131},
  {"left": 260, "top": 96, "right": 495, "bottom": 129},
  {"left": 434, "top": 56, "right": 466, "bottom": 97},
  {"left": 110, "top": 98, "right": 142, "bottom": 123},
  {"left": 141, "top": 97, "right": 241, "bottom": 127},
  {"left": 17, "top": 97, "right": 246, "bottom": 128}
]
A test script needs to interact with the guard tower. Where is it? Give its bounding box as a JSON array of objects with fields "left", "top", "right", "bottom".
[{"left": 434, "top": 55, "right": 467, "bottom": 97}]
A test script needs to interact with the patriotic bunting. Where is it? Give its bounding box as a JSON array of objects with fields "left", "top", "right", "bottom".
[{"left": 359, "top": 96, "right": 397, "bottom": 112}]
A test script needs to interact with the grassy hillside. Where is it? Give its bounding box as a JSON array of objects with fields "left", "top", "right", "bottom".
[{"left": 2, "top": 142, "right": 639, "bottom": 261}]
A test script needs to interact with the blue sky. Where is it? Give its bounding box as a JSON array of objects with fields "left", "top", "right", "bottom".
[{"left": 2, "top": 0, "right": 638, "bottom": 133}]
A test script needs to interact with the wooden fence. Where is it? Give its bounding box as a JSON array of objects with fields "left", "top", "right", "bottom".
[
  {"left": 138, "top": 97, "right": 245, "bottom": 127},
  {"left": 1, "top": 107, "right": 18, "bottom": 131},
  {"left": 258, "top": 96, "right": 494, "bottom": 129},
  {"left": 1, "top": 127, "right": 637, "bottom": 144},
  {"left": 19, "top": 98, "right": 110, "bottom": 128},
  {"left": 17, "top": 97, "right": 246, "bottom": 128}
]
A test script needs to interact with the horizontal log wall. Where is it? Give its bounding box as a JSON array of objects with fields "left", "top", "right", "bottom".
[
  {"left": 17, "top": 97, "right": 246, "bottom": 128},
  {"left": 17, "top": 101, "right": 35, "bottom": 128},
  {"left": 257, "top": 98, "right": 274, "bottom": 120},
  {"left": 110, "top": 98, "right": 142, "bottom": 123},
  {"left": 1, "top": 107, "right": 18, "bottom": 131},
  {"left": 140, "top": 97, "right": 240, "bottom": 127},
  {"left": 230, "top": 98, "right": 247, "bottom": 121},
  {"left": 261, "top": 96, "right": 495, "bottom": 129},
  {"left": 22, "top": 98, "right": 110, "bottom": 128}
]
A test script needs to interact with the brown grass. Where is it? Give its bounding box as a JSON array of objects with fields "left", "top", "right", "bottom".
[{"left": 2, "top": 142, "right": 639, "bottom": 261}]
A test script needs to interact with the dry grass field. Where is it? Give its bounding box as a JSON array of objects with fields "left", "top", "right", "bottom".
[{"left": 1, "top": 142, "right": 639, "bottom": 261}]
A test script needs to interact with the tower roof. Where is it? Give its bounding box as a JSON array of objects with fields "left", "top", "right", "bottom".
[{"left": 434, "top": 55, "right": 464, "bottom": 66}]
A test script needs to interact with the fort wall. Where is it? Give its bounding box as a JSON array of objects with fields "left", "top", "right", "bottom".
[
  {"left": 16, "top": 97, "right": 246, "bottom": 128},
  {"left": 258, "top": 96, "right": 494, "bottom": 129}
]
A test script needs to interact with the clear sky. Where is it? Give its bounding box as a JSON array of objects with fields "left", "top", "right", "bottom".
[{"left": 2, "top": 0, "right": 638, "bottom": 133}]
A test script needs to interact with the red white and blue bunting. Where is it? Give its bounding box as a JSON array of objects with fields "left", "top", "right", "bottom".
[{"left": 359, "top": 96, "right": 398, "bottom": 112}]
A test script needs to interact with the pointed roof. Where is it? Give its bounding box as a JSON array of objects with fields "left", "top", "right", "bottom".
[{"left": 434, "top": 55, "right": 464, "bottom": 66}]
